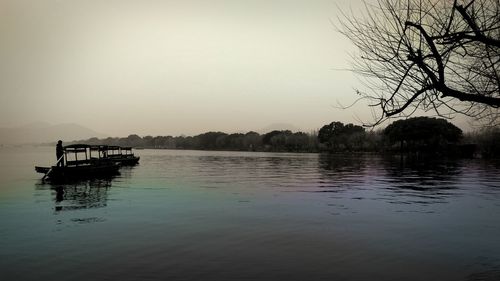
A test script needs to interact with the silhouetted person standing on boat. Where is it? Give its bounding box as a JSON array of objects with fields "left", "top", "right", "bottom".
[{"left": 56, "top": 140, "right": 64, "bottom": 167}]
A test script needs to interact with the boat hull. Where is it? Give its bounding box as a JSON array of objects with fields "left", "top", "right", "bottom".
[
  {"left": 35, "top": 162, "right": 120, "bottom": 180},
  {"left": 109, "top": 156, "right": 140, "bottom": 166}
]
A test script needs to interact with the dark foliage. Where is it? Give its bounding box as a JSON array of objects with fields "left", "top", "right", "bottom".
[
  {"left": 318, "top": 122, "right": 367, "bottom": 151},
  {"left": 69, "top": 118, "right": 498, "bottom": 157},
  {"left": 383, "top": 117, "right": 463, "bottom": 152},
  {"left": 464, "top": 127, "right": 500, "bottom": 158},
  {"left": 72, "top": 130, "right": 319, "bottom": 153}
]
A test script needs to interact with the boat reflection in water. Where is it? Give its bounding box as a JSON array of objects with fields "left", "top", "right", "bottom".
[{"left": 36, "top": 176, "right": 115, "bottom": 213}]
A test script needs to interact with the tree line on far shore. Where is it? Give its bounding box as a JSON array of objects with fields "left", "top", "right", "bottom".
[
  {"left": 75, "top": 130, "right": 320, "bottom": 153},
  {"left": 70, "top": 117, "right": 500, "bottom": 158}
]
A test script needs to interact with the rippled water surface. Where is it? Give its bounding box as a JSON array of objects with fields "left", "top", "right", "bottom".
[{"left": 1, "top": 147, "right": 500, "bottom": 281}]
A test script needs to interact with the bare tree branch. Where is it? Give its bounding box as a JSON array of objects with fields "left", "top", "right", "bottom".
[{"left": 339, "top": 0, "right": 500, "bottom": 125}]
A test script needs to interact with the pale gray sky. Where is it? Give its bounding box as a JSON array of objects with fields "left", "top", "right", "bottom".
[{"left": 1, "top": 0, "right": 439, "bottom": 136}]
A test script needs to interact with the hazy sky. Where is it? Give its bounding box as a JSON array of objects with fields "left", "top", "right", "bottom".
[{"left": 0, "top": 0, "right": 418, "bottom": 136}]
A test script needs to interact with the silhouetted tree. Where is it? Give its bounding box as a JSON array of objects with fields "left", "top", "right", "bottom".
[
  {"left": 340, "top": 0, "right": 500, "bottom": 125},
  {"left": 469, "top": 127, "right": 500, "bottom": 158},
  {"left": 243, "top": 131, "right": 262, "bottom": 151},
  {"left": 364, "top": 130, "right": 384, "bottom": 152},
  {"left": 152, "top": 136, "right": 168, "bottom": 148},
  {"left": 143, "top": 135, "right": 154, "bottom": 147},
  {"left": 175, "top": 135, "right": 197, "bottom": 149},
  {"left": 220, "top": 133, "right": 245, "bottom": 150},
  {"left": 288, "top": 132, "right": 310, "bottom": 151},
  {"left": 122, "top": 134, "right": 142, "bottom": 147},
  {"left": 383, "top": 117, "right": 462, "bottom": 152},
  {"left": 318, "top": 122, "right": 344, "bottom": 150},
  {"left": 262, "top": 130, "right": 280, "bottom": 145},
  {"left": 262, "top": 130, "right": 309, "bottom": 151},
  {"left": 70, "top": 128, "right": 376, "bottom": 153},
  {"left": 196, "top": 132, "right": 228, "bottom": 150},
  {"left": 318, "top": 122, "right": 366, "bottom": 151}
]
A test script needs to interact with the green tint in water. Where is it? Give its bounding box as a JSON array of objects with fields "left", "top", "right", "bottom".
[{"left": 1, "top": 147, "right": 500, "bottom": 281}]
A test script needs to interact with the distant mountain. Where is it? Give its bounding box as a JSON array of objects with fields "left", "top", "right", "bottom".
[
  {"left": 0, "top": 122, "right": 106, "bottom": 145},
  {"left": 259, "top": 123, "right": 302, "bottom": 134}
]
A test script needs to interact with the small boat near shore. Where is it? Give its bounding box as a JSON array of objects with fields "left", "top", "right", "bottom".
[
  {"left": 35, "top": 144, "right": 120, "bottom": 181},
  {"left": 104, "top": 146, "right": 140, "bottom": 165}
]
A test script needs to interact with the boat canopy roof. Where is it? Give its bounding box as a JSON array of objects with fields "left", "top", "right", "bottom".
[
  {"left": 107, "top": 146, "right": 121, "bottom": 150},
  {"left": 62, "top": 144, "right": 134, "bottom": 151},
  {"left": 64, "top": 144, "right": 91, "bottom": 149},
  {"left": 89, "top": 145, "right": 108, "bottom": 151},
  {"left": 63, "top": 144, "right": 90, "bottom": 153}
]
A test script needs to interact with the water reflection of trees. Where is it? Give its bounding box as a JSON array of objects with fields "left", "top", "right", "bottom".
[
  {"left": 379, "top": 155, "right": 464, "bottom": 204},
  {"left": 316, "top": 154, "right": 368, "bottom": 192},
  {"left": 192, "top": 153, "right": 320, "bottom": 190},
  {"left": 316, "top": 153, "right": 469, "bottom": 204},
  {"left": 318, "top": 154, "right": 366, "bottom": 174},
  {"left": 36, "top": 177, "right": 114, "bottom": 211},
  {"left": 382, "top": 155, "right": 462, "bottom": 188}
]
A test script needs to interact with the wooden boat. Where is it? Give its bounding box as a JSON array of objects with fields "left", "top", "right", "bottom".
[
  {"left": 105, "top": 145, "right": 140, "bottom": 165},
  {"left": 35, "top": 144, "right": 120, "bottom": 180}
]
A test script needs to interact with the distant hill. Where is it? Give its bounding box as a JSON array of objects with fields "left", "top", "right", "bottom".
[{"left": 0, "top": 122, "right": 106, "bottom": 145}]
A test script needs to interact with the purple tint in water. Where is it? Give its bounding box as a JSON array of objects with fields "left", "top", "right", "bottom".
[{"left": 1, "top": 147, "right": 500, "bottom": 281}]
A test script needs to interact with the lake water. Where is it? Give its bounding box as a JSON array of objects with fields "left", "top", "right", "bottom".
[{"left": 1, "top": 147, "right": 500, "bottom": 281}]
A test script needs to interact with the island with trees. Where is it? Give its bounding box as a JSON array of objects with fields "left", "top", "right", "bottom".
[{"left": 68, "top": 117, "right": 499, "bottom": 159}]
